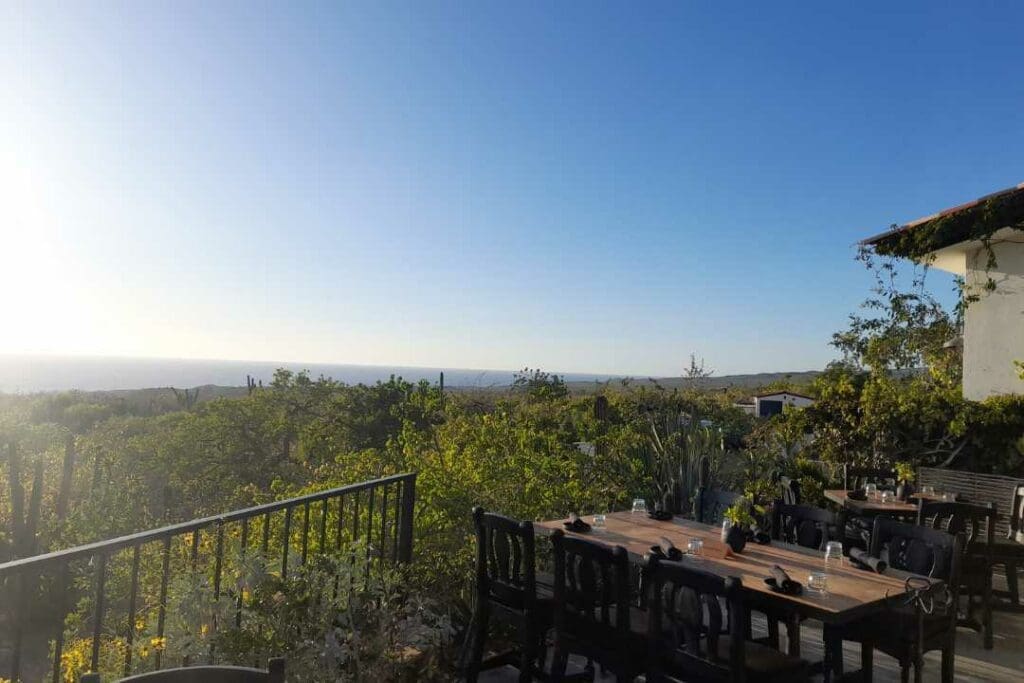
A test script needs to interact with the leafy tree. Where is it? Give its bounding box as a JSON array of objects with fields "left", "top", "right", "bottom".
[{"left": 511, "top": 367, "right": 569, "bottom": 401}]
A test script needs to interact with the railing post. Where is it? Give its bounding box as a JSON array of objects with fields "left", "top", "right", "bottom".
[{"left": 397, "top": 473, "right": 416, "bottom": 563}]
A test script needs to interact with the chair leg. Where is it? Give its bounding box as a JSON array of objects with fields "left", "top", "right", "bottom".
[
  {"left": 550, "top": 639, "right": 569, "bottom": 683},
  {"left": 984, "top": 573, "right": 994, "bottom": 649},
  {"left": 860, "top": 642, "right": 873, "bottom": 683},
  {"left": 785, "top": 615, "right": 801, "bottom": 657},
  {"left": 899, "top": 659, "right": 910, "bottom": 683},
  {"left": 1007, "top": 561, "right": 1020, "bottom": 606},
  {"left": 519, "top": 627, "right": 537, "bottom": 683},
  {"left": 941, "top": 645, "right": 955, "bottom": 683},
  {"left": 535, "top": 627, "right": 548, "bottom": 675},
  {"left": 766, "top": 617, "right": 780, "bottom": 649},
  {"left": 465, "top": 603, "right": 489, "bottom": 682}
]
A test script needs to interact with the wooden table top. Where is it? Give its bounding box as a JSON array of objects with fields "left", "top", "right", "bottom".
[
  {"left": 824, "top": 489, "right": 925, "bottom": 514},
  {"left": 536, "top": 511, "right": 932, "bottom": 624}
]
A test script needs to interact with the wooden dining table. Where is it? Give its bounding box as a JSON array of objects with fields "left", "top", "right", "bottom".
[
  {"left": 536, "top": 511, "right": 940, "bottom": 681},
  {"left": 824, "top": 489, "right": 935, "bottom": 516}
]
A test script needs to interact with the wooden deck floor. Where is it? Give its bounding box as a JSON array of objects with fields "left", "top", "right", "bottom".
[{"left": 479, "top": 606, "right": 1024, "bottom": 682}]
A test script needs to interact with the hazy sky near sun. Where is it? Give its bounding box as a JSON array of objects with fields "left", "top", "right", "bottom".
[{"left": 2, "top": 2, "right": 1022, "bottom": 376}]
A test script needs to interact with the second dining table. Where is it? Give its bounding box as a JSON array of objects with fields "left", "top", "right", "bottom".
[{"left": 536, "top": 510, "right": 941, "bottom": 682}]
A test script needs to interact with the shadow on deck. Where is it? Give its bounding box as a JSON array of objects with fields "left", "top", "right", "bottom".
[{"left": 480, "top": 605, "right": 1024, "bottom": 682}]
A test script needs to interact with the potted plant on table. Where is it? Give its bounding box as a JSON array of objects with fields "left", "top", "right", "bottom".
[
  {"left": 895, "top": 462, "right": 916, "bottom": 502},
  {"left": 722, "top": 502, "right": 756, "bottom": 554}
]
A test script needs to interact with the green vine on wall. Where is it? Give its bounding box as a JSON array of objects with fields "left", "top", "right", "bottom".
[
  {"left": 870, "top": 190, "right": 1024, "bottom": 260},
  {"left": 868, "top": 189, "right": 1024, "bottom": 305}
]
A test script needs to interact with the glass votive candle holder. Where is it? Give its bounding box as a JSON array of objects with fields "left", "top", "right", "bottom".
[
  {"left": 864, "top": 483, "right": 878, "bottom": 498},
  {"left": 592, "top": 514, "right": 606, "bottom": 530},
  {"left": 824, "top": 541, "right": 844, "bottom": 570},
  {"left": 632, "top": 498, "right": 647, "bottom": 514},
  {"left": 808, "top": 571, "right": 828, "bottom": 593},
  {"left": 687, "top": 538, "right": 703, "bottom": 559}
]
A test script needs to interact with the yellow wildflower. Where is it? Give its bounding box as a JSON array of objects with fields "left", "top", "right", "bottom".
[{"left": 150, "top": 636, "right": 167, "bottom": 651}]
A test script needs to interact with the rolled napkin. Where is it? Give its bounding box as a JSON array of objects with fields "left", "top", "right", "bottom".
[
  {"left": 648, "top": 510, "right": 674, "bottom": 521},
  {"left": 658, "top": 536, "right": 684, "bottom": 560},
  {"left": 849, "top": 547, "right": 887, "bottom": 573},
  {"left": 563, "top": 513, "right": 592, "bottom": 533},
  {"left": 764, "top": 565, "right": 802, "bottom": 595},
  {"left": 748, "top": 527, "right": 771, "bottom": 545},
  {"left": 847, "top": 489, "right": 867, "bottom": 501}
]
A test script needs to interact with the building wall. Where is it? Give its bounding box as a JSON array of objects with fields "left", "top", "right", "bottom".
[
  {"left": 754, "top": 393, "right": 814, "bottom": 418},
  {"left": 963, "top": 240, "right": 1024, "bottom": 400}
]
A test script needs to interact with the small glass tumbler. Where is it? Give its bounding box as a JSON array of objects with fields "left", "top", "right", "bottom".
[
  {"left": 941, "top": 492, "right": 955, "bottom": 502},
  {"left": 808, "top": 571, "right": 828, "bottom": 593},
  {"left": 880, "top": 490, "right": 893, "bottom": 504},
  {"left": 824, "top": 541, "right": 844, "bottom": 572},
  {"left": 687, "top": 538, "right": 703, "bottom": 559},
  {"left": 864, "top": 483, "right": 878, "bottom": 499},
  {"left": 592, "top": 514, "right": 606, "bottom": 530},
  {"left": 921, "top": 485, "right": 935, "bottom": 497},
  {"left": 632, "top": 498, "right": 647, "bottom": 514}
]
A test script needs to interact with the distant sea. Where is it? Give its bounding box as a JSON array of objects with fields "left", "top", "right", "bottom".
[{"left": 0, "top": 355, "right": 615, "bottom": 393}]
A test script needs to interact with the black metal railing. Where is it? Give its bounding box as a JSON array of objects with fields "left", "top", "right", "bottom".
[{"left": 0, "top": 472, "right": 417, "bottom": 682}]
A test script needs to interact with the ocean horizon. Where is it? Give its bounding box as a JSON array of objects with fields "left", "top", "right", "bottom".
[{"left": 0, "top": 354, "right": 617, "bottom": 393}]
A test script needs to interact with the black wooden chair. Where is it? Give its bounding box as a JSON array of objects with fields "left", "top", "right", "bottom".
[
  {"left": 549, "top": 530, "right": 646, "bottom": 682},
  {"left": 758, "top": 502, "right": 845, "bottom": 657},
  {"left": 918, "top": 500, "right": 996, "bottom": 649},
  {"left": 826, "top": 517, "right": 963, "bottom": 683},
  {"left": 779, "top": 476, "right": 801, "bottom": 506},
  {"left": 464, "top": 507, "right": 553, "bottom": 682},
  {"left": 988, "top": 484, "right": 1024, "bottom": 609},
  {"left": 81, "top": 659, "right": 285, "bottom": 683},
  {"left": 694, "top": 488, "right": 745, "bottom": 525},
  {"left": 643, "top": 555, "right": 809, "bottom": 682}
]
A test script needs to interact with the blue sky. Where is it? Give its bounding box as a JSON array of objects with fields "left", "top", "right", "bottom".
[{"left": 2, "top": 2, "right": 1021, "bottom": 376}]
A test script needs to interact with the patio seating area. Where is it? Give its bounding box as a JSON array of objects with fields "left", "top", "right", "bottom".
[{"left": 465, "top": 474, "right": 1024, "bottom": 683}]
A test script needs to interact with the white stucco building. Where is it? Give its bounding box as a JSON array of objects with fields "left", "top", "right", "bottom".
[
  {"left": 863, "top": 183, "right": 1024, "bottom": 401},
  {"left": 735, "top": 392, "right": 815, "bottom": 418}
]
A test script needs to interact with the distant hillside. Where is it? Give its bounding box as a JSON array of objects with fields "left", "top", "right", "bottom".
[{"left": 562, "top": 371, "right": 822, "bottom": 394}]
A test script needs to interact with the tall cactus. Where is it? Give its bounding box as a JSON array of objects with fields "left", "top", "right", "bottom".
[{"left": 645, "top": 411, "right": 725, "bottom": 514}]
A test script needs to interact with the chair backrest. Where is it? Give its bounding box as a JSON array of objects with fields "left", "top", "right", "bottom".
[
  {"left": 869, "top": 517, "right": 963, "bottom": 589},
  {"left": 644, "top": 555, "right": 746, "bottom": 683},
  {"left": 81, "top": 659, "right": 285, "bottom": 683},
  {"left": 550, "top": 529, "right": 632, "bottom": 650},
  {"left": 473, "top": 507, "right": 538, "bottom": 612},
  {"left": 771, "top": 501, "right": 843, "bottom": 551},
  {"left": 844, "top": 465, "right": 896, "bottom": 491},
  {"left": 695, "top": 488, "right": 745, "bottom": 525},
  {"left": 779, "top": 476, "right": 801, "bottom": 506},
  {"left": 918, "top": 501, "right": 996, "bottom": 558},
  {"left": 1009, "top": 485, "right": 1024, "bottom": 543}
]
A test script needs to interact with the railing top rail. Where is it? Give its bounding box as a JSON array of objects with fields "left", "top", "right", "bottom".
[{"left": 0, "top": 472, "right": 416, "bottom": 574}]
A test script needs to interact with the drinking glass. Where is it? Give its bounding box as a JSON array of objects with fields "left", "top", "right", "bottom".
[
  {"left": 880, "top": 490, "right": 893, "bottom": 504},
  {"left": 921, "top": 485, "right": 935, "bottom": 497},
  {"left": 592, "top": 514, "right": 606, "bottom": 530},
  {"left": 941, "top": 492, "right": 955, "bottom": 502},
  {"left": 687, "top": 538, "right": 703, "bottom": 559},
  {"left": 864, "top": 483, "right": 878, "bottom": 499},
  {"left": 631, "top": 498, "right": 647, "bottom": 514},
  {"left": 808, "top": 571, "right": 828, "bottom": 593},
  {"left": 824, "top": 541, "right": 843, "bottom": 572}
]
